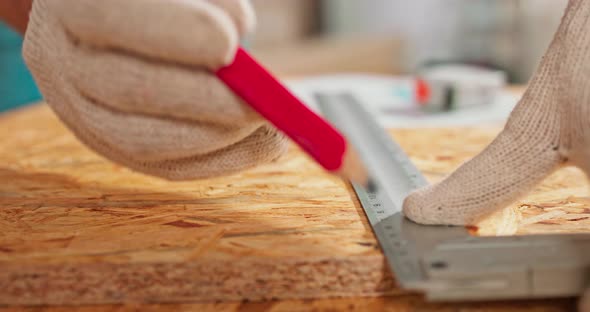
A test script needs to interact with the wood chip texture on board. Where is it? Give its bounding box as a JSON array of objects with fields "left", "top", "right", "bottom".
[{"left": 0, "top": 105, "right": 587, "bottom": 305}]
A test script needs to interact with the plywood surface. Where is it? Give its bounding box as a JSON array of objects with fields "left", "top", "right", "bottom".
[
  {"left": 0, "top": 295, "right": 577, "bottom": 312},
  {"left": 0, "top": 104, "right": 587, "bottom": 308}
]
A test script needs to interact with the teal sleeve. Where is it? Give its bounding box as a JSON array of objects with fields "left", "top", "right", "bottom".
[{"left": 0, "top": 21, "right": 42, "bottom": 112}]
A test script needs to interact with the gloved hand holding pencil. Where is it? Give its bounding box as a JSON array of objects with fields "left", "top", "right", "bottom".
[{"left": 22, "top": 0, "right": 288, "bottom": 180}]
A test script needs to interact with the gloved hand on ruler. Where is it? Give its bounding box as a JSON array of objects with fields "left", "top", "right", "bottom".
[
  {"left": 402, "top": 2, "right": 590, "bottom": 307},
  {"left": 23, "top": 0, "right": 288, "bottom": 180},
  {"left": 403, "top": 0, "right": 590, "bottom": 226}
]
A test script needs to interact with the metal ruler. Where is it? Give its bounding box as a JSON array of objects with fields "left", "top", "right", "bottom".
[{"left": 316, "top": 92, "right": 590, "bottom": 301}]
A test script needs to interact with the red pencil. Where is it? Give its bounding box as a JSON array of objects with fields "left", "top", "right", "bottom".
[{"left": 216, "top": 47, "right": 367, "bottom": 185}]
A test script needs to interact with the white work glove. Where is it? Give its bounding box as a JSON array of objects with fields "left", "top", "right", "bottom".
[
  {"left": 23, "top": 0, "right": 288, "bottom": 180},
  {"left": 402, "top": 1, "right": 590, "bottom": 308},
  {"left": 403, "top": 0, "right": 590, "bottom": 225}
]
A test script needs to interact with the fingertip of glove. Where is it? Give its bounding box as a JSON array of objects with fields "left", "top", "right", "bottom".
[
  {"left": 205, "top": 0, "right": 257, "bottom": 36},
  {"left": 44, "top": 0, "right": 243, "bottom": 70},
  {"left": 403, "top": 185, "right": 470, "bottom": 226},
  {"left": 200, "top": 3, "right": 241, "bottom": 68},
  {"left": 239, "top": 0, "right": 257, "bottom": 35},
  {"left": 402, "top": 187, "right": 431, "bottom": 224}
]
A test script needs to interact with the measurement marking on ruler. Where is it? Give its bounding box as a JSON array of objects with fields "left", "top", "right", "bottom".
[{"left": 316, "top": 92, "right": 427, "bottom": 286}]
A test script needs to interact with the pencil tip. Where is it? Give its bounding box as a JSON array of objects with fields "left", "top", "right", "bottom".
[{"left": 337, "top": 146, "right": 369, "bottom": 188}]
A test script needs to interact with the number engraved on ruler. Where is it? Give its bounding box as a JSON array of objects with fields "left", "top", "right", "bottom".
[
  {"left": 367, "top": 191, "right": 387, "bottom": 220},
  {"left": 317, "top": 92, "right": 427, "bottom": 285}
]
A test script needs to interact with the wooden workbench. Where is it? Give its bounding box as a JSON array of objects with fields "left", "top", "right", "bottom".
[{"left": 0, "top": 103, "right": 586, "bottom": 310}]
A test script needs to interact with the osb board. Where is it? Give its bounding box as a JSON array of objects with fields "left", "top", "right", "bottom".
[
  {"left": 0, "top": 295, "right": 577, "bottom": 312},
  {"left": 0, "top": 104, "right": 588, "bottom": 306}
]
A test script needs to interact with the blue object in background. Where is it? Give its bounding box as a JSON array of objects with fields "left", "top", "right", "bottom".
[{"left": 0, "top": 21, "right": 41, "bottom": 112}]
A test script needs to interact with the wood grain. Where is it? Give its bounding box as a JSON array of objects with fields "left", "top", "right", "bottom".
[
  {"left": 0, "top": 295, "right": 577, "bottom": 312},
  {"left": 0, "top": 104, "right": 588, "bottom": 306}
]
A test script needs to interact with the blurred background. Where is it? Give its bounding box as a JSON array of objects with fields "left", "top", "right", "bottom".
[
  {"left": 0, "top": 0, "right": 570, "bottom": 112},
  {"left": 250, "top": 0, "right": 567, "bottom": 82}
]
